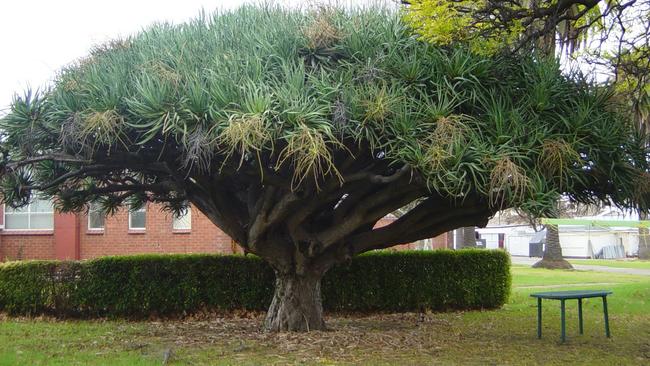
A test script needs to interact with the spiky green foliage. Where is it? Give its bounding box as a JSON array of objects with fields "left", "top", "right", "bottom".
[
  {"left": 0, "top": 5, "right": 646, "bottom": 261},
  {"left": 1, "top": 6, "right": 645, "bottom": 212}
]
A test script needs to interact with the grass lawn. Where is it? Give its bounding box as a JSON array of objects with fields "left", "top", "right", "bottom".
[
  {"left": 1, "top": 267, "right": 649, "bottom": 365},
  {"left": 568, "top": 259, "right": 650, "bottom": 270}
]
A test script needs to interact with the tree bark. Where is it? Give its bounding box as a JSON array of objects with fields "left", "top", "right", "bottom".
[
  {"left": 533, "top": 224, "right": 573, "bottom": 269},
  {"left": 639, "top": 211, "right": 650, "bottom": 259},
  {"left": 264, "top": 271, "right": 326, "bottom": 332},
  {"left": 458, "top": 227, "right": 477, "bottom": 248}
]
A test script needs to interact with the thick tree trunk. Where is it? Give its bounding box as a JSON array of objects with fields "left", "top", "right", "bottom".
[
  {"left": 264, "top": 272, "right": 326, "bottom": 332},
  {"left": 533, "top": 225, "right": 573, "bottom": 269}
]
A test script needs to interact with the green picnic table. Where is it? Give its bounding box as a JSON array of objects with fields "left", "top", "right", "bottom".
[{"left": 530, "top": 290, "right": 612, "bottom": 343}]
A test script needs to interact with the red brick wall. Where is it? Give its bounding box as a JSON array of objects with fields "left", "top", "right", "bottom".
[
  {"left": 430, "top": 234, "right": 448, "bottom": 249},
  {"left": 54, "top": 213, "right": 80, "bottom": 260},
  {"left": 374, "top": 216, "right": 449, "bottom": 251},
  {"left": 79, "top": 204, "right": 238, "bottom": 259},
  {"left": 0, "top": 203, "right": 58, "bottom": 261},
  {"left": 1, "top": 205, "right": 448, "bottom": 261},
  {"left": 0, "top": 232, "right": 56, "bottom": 260}
]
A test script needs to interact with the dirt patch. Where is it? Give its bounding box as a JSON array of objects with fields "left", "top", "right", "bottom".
[{"left": 144, "top": 312, "right": 455, "bottom": 363}]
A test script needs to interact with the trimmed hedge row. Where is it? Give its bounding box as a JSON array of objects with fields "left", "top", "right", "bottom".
[{"left": 0, "top": 250, "right": 510, "bottom": 317}]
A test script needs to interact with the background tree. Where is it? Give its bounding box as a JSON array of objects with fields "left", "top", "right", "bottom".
[
  {"left": 457, "top": 227, "right": 478, "bottom": 248},
  {"left": 405, "top": 0, "right": 650, "bottom": 262},
  {"left": 402, "top": 1, "right": 649, "bottom": 60},
  {"left": 612, "top": 47, "right": 650, "bottom": 258},
  {"left": 0, "top": 5, "right": 647, "bottom": 332},
  {"left": 527, "top": 200, "right": 606, "bottom": 267}
]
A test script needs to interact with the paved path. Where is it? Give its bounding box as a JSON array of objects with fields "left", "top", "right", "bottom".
[{"left": 510, "top": 256, "right": 650, "bottom": 276}]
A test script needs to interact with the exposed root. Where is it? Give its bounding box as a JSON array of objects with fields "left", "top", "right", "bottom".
[{"left": 532, "top": 259, "right": 574, "bottom": 270}]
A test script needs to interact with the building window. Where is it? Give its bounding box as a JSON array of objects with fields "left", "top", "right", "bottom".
[
  {"left": 172, "top": 207, "right": 192, "bottom": 230},
  {"left": 4, "top": 198, "right": 54, "bottom": 230},
  {"left": 128, "top": 204, "right": 146, "bottom": 230},
  {"left": 88, "top": 202, "right": 105, "bottom": 230}
]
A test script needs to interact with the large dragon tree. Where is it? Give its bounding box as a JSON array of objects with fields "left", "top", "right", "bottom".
[{"left": 0, "top": 6, "right": 647, "bottom": 331}]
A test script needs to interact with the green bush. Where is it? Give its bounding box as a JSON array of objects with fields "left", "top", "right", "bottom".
[
  {"left": 0, "top": 250, "right": 510, "bottom": 317},
  {"left": 323, "top": 250, "right": 511, "bottom": 311}
]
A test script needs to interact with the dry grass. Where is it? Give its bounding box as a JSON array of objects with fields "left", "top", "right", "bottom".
[
  {"left": 70, "top": 39, "right": 132, "bottom": 75},
  {"left": 61, "top": 77, "right": 81, "bottom": 93},
  {"left": 145, "top": 61, "right": 182, "bottom": 86},
  {"left": 489, "top": 156, "right": 532, "bottom": 208},
  {"left": 80, "top": 109, "right": 127, "bottom": 149},
  {"left": 432, "top": 115, "right": 466, "bottom": 143},
  {"left": 90, "top": 39, "right": 132, "bottom": 58},
  {"left": 362, "top": 86, "right": 396, "bottom": 124},
  {"left": 277, "top": 124, "right": 343, "bottom": 190},
  {"left": 422, "top": 115, "right": 467, "bottom": 171},
  {"left": 538, "top": 139, "right": 581, "bottom": 189},
  {"left": 422, "top": 145, "right": 449, "bottom": 172},
  {"left": 219, "top": 113, "right": 271, "bottom": 167},
  {"left": 303, "top": 9, "right": 343, "bottom": 50}
]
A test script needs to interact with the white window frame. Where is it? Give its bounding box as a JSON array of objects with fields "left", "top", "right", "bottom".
[
  {"left": 3, "top": 198, "right": 54, "bottom": 231},
  {"left": 128, "top": 204, "right": 147, "bottom": 231},
  {"left": 172, "top": 207, "right": 192, "bottom": 231},
  {"left": 87, "top": 202, "right": 105, "bottom": 231}
]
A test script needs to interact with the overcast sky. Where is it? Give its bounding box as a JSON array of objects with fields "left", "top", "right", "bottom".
[{"left": 1, "top": 0, "right": 375, "bottom": 113}]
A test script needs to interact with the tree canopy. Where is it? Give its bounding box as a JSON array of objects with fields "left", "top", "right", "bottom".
[
  {"left": 403, "top": 1, "right": 649, "bottom": 56},
  {"left": 0, "top": 5, "right": 647, "bottom": 331},
  {"left": 404, "top": 0, "right": 650, "bottom": 128}
]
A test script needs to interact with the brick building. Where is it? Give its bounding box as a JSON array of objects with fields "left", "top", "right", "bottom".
[{"left": 0, "top": 197, "right": 449, "bottom": 261}]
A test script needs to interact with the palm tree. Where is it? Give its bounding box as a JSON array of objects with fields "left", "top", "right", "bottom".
[
  {"left": 532, "top": 224, "right": 573, "bottom": 269},
  {"left": 456, "top": 227, "right": 478, "bottom": 249}
]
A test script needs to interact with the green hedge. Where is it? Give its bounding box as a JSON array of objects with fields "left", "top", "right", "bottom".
[{"left": 0, "top": 250, "right": 510, "bottom": 317}]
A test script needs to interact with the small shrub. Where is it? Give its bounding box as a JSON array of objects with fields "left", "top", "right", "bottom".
[{"left": 0, "top": 250, "right": 510, "bottom": 317}]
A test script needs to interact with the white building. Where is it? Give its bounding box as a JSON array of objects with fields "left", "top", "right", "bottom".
[{"left": 476, "top": 209, "right": 641, "bottom": 258}]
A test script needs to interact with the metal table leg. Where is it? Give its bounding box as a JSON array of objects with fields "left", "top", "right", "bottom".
[
  {"left": 537, "top": 298, "right": 542, "bottom": 339},
  {"left": 603, "top": 296, "right": 610, "bottom": 338},
  {"left": 578, "top": 298, "right": 583, "bottom": 335},
  {"left": 560, "top": 299, "right": 566, "bottom": 343}
]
